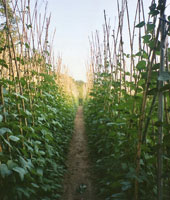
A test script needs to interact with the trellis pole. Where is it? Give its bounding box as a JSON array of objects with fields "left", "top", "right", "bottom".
[{"left": 158, "top": 0, "right": 166, "bottom": 199}]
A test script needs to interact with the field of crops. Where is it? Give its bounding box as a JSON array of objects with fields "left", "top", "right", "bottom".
[
  {"left": 84, "top": 1, "right": 170, "bottom": 200},
  {"left": 0, "top": 0, "right": 170, "bottom": 200},
  {"left": 0, "top": 1, "right": 77, "bottom": 199}
]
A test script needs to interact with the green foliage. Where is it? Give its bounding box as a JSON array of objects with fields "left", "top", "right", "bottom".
[
  {"left": 84, "top": 5, "right": 170, "bottom": 198},
  {"left": 0, "top": 72, "right": 76, "bottom": 200},
  {"left": 75, "top": 80, "right": 85, "bottom": 105},
  {"left": 84, "top": 71, "right": 170, "bottom": 199},
  {"left": 84, "top": 76, "right": 140, "bottom": 199},
  {"left": 135, "top": 21, "right": 145, "bottom": 28},
  {"left": 0, "top": 1, "right": 77, "bottom": 199}
]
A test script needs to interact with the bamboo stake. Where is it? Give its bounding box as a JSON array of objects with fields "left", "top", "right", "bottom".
[
  {"left": 3, "top": 0, "right": 27, "bottom": 138},
  {"left": 134, "top": 19, "right": 161, "bottom": 200},
  {"left": 157, "top": 1, "right": 167, "bottom": 197}
]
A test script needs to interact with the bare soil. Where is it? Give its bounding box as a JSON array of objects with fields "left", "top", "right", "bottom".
[{"left": 61, "top": 106, "right": 96, "bottom": 200}]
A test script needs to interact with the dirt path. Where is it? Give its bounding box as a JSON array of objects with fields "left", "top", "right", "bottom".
[{"left": 62, "top": 106, "right": 96, "bottom": 200}]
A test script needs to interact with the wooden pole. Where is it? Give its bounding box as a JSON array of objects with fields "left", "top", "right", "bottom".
[{"left": 157, "top": 1, "right": 166, "bottom": 198}]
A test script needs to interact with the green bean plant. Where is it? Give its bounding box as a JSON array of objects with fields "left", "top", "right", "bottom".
[
  {"left": 84, "top": 0, "right": 170, "bottom": 199},
  {"left": 0, "top": 0, "right": 77, "bottom": 199}
]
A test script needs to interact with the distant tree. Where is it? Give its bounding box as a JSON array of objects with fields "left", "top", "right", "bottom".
[{"left": 75, "top": 80, "right": 85, "bottom": 105}]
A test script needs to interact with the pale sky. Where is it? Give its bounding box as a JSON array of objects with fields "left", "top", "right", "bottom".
[
  {"left": 47, "top": 0, "right": 116, "bottom": 81},
  {"left": 38, "top": 0, "right": 169, "bottom": 82}
]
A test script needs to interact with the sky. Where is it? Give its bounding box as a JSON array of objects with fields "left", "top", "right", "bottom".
[
  {"left": 46, "top": 0, "right": 116, "bottom": 81},
  {"left": 37, "top": 0, "right": 170, "bottom": 82}
]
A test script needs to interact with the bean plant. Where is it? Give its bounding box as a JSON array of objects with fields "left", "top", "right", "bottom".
[
  {"left": 84, "top": 0, "right": 170, "bottom": 199},
  {"left": 0, "top": 0, "right": 76, "bottom": 199}
]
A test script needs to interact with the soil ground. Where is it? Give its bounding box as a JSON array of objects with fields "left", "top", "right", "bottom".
[{"left": 62, "top": 106, "right": 96, "bottom": 200}]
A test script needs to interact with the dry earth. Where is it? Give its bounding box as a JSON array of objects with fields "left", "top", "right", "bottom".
[{"left": 61, "top": 106, "right": 96, "bottom": 200}]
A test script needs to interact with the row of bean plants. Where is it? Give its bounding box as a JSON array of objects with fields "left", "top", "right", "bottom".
[
  {"left": 0, "top": 0, "right": 76, "bottom": 199},
  {"left": 84, "top": 0, "right": 170, "bottom": 199},
  {"left": 0, "top": 73, "right": 76, "bottom": 200}
]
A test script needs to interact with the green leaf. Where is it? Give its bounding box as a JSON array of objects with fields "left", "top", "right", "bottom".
[
  {"left": 31, "top": 183, "right": 39, "bottom": 188},
  {"left": 39, "top": 150, "right": 45, "bottom": 155},
  {"left": 13, "top": 93, "right": 28, "bottom": 101},
  {"left": 7, "top": 160, "right": 18, "bottom": 170},
  {"left": 147, "top": 23, "right": 155, "bottom": 33},
  {"left": 111, "top": 193, "right": 123, "bottom": 198},
  {"left": 148, "top": 40, "right": 155, "bottom": 50},
  {"left": 26, "top": 24, "right": 32, "bottom": 29},
  {"left": 121, "top": 181, "right": 131, "bottom": 191},
  {"left": 151, "top": 71, "right": 158, "bottom": 80},
  {"left": 1, "top": 136, "right": 12, "bottom": 148},
  {"left": 16, "top": 187, "right": 30, "bottom": 198},
  {"left": 9, "top": 135, "right": 20, "bottom": 142},
  {"left": 149, "top": 3, "right": 156, "bottom": 12},
  {"left": 25, "top": 43, "right": 30, "bottom": 49},
  {"left": 36, "top": 168, "right": 43, "bottom": 176},
  {"left": 0, "top": 164, "right": 11, "bottom": 178},
  {"left": 135, "top": 51, "right": 142, "bottom": 56},
  {"left": 142, "top": 34, "right": 151, "bottom": 43},
  {"left": 149, "top": 9, "right": 159, "bottom": 16},
  {"left": 0, "top": 128, "right": 12, "bottom": 136},
  {"left": 136, "top": 60, "right": 146, "bottom": 71},
  {"left": 142, "top": 51, "right": 149, "bottom": 59},
  {"left": 41, "top": 129, "right": 52, "bottom": 136},
  {"left": 135, "top": 21, "right": 145, "bottom": 28},
  {"left": 0, "top": 115, "right": 3, "bottom": 122},
  {"left": 20, "top": 77, "right": 27, "bottom": 86},
  {"left": 106, "top": 122, "right": 115, "bottom": 126},
  {"left": 152, "top": 63, "right": 160, "bottom": 70},
  {"left": 19, "top": 156, "right": 33, "bottom": 170},
  {"left": 135, "top": 50, "right": 148, "bottom": 59},
  {"left": 158, "top": 72, "right": 170, "bottom": 81},
  {"left": 16, "top": 57, "right": 25, "bottom": 65},
  {"left": 56, "top": 121, "right": 62, "bottom": 128},
  {"left": 25, "top": 110, "right": 32, "bottom": 116},
  {"left": 13, "top": 167, "right": 27, "bottom": 181},
  {"left": 0, "top": 59, "right": 8, "bottom": 68}
]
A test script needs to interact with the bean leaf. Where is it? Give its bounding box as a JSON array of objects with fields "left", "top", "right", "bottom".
[
  {"left": 9, "top": 135, "right": 20, "bottom": 142},
  {"left": 0, "top": 164, "right": 11, "bottom": 178},
  {"left": 135, "top": 21, "right": 145, "bottom": 28}
]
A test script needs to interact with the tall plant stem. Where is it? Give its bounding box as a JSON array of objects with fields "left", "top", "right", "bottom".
[{"left": 134, "top": 20, "right": 161, "bottom": 200}]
